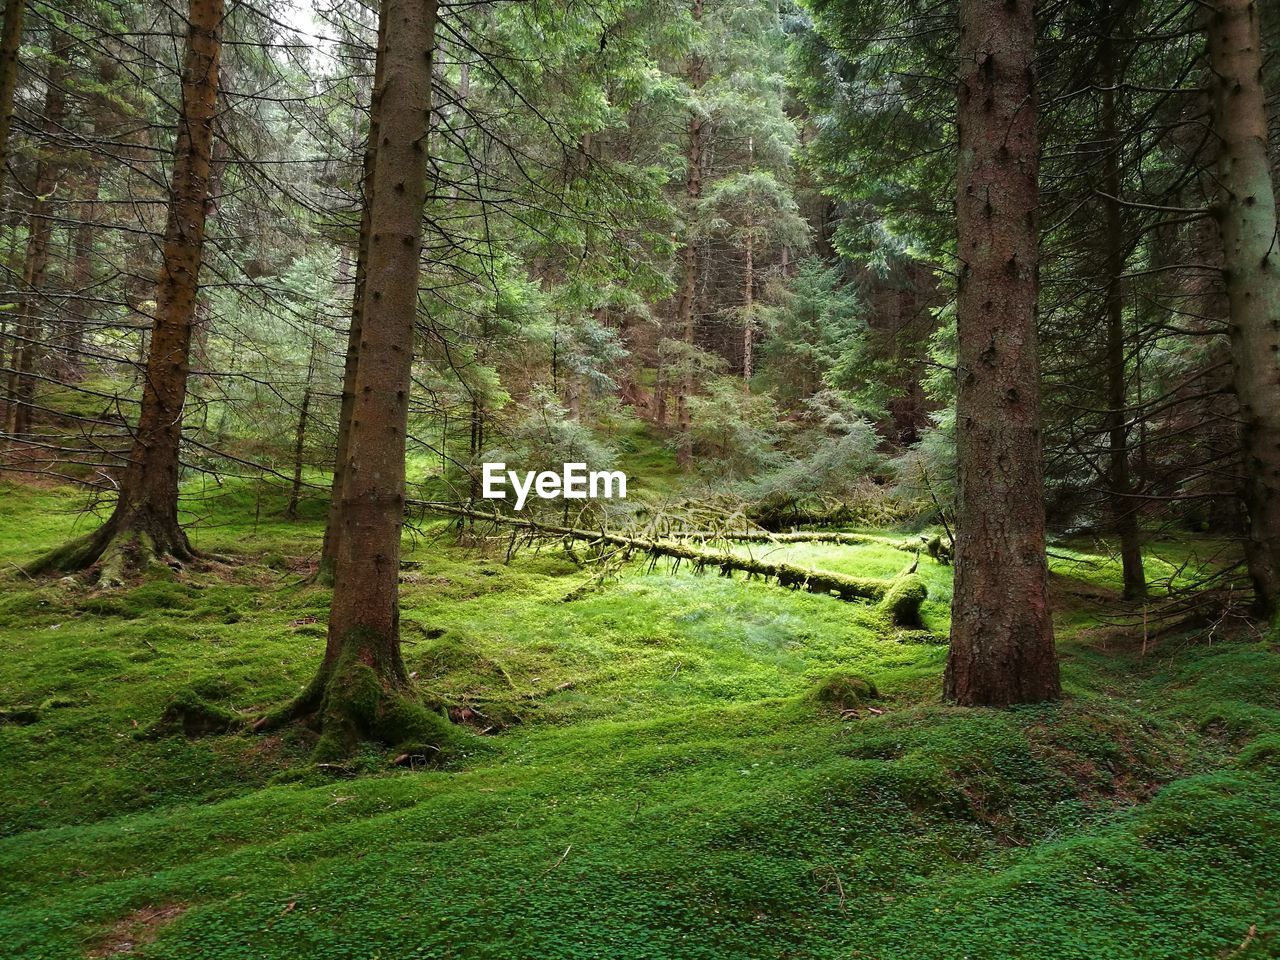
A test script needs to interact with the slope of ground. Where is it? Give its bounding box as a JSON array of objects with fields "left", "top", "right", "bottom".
[{"left": 0, "top": 480, "right": 1276, "bottom": 959}]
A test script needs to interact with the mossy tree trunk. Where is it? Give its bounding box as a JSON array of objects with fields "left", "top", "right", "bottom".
[
  {"left": 26, "top": 0, "right": 222, "bottom": 582},
  {"left": 944, "top": 0, "right": 1061, "bottom": 706},
  {"left": 1206, "top": 0, "right": 1280, "bottom": 620},
  {"left": 265, "top": 0, "right": 452, "bottom": 760}
]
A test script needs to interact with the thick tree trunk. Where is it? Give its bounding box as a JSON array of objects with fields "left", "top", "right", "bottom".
[
  {"left": 1206, "top": 0, "right": 1280, "bottom": 619},
  {"left": 0, "top": 0, "right": 23, "bottom": 196},
  {"left": 944, "top": 0, "right": 1060, "bottom": 705},
  {"left": 27, "top": 0, "right": 222, "bottom": 582},
  {"left": 316, "top": 10, "right": 386, "bottom": 585},
  {"left": 675, "top": 0, "right": 705, "bottom": 468},
  {"left": 262, "top": 0, "right": 453, "bottom": 761},
  {"left": 6, "top": 30, "right": 68, "bottom": 441},
  {"left": 1099, "top": 4, "right": 1145, "bottom": 600}
]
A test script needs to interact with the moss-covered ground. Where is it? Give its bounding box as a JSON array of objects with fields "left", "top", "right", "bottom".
[{"left": 0, "top": 478, "right": 1277, "bottom": 959}]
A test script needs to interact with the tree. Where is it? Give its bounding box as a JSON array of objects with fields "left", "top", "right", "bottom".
[
  {"left": 5, "top": 27, "right": 68, "bottom": 441},
  {"left": 0, "top": 0, "right": 22, "bottom": 195},
  {"left": 943, "top": 0, "right": 1060, "bottom": 705},
  {"left": 1097, "top": 0, "right": 1146, "bottom": 600},
  {"left": 675, "top": 0, "right": 708, "bottom": 466},
  {"left": 27, "top": 0, "right": 224, "bottom": 581},
  {"left": 1207, "top": 0, "right": 1280, "bottom": 619},
  {"left": 260, "top": 0, "right": 453, "bottom": 760}
]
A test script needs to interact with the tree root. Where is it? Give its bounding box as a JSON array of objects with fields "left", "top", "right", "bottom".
[
  {"left": 255, "top": 627, "right": 459, "bottom": 763},
  {"left": 143, "top": 688, "right": 245, "bottom": 738},
  {"left": 25, "top": 521, "right": 200, "bottom": 588}
]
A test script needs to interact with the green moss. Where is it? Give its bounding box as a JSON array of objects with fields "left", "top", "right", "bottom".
[
  {"left": 0, "top": 481, "right": 1275, "bottom": 959},
  {"left": 148, "top": 687, "right": 244, "bottom": 737},
  {"left": 877, "top": 573, "right": 929, "bottom": 627},
  {"left": 1238, "top": 735, "right": 1280, "bottom": 771},
  {"left": 809, "top": 671, "right": 879, "bottom": 711}
]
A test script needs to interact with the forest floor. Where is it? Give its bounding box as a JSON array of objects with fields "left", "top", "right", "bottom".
[{"left": 0, "top": 478, "right": 1278, "bottom": 959}]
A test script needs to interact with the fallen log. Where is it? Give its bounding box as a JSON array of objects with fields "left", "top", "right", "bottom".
[
  {"left": 410, "top": 500, "right": 909, "bottom": 607},
  {"left": 664, "top": 529, "right": 890, "bottom": 546}
]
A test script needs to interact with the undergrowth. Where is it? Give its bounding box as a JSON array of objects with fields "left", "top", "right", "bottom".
[{"left": 0, "top": 479, "right": 1276, "bottom": 959}]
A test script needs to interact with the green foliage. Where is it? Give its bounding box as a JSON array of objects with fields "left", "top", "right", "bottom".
[
  {"left": 757, "top": 259, "right": 865, "bottom": 407},
  {"left": 686, "top": 376, "right": 786, "bottom": 477}
]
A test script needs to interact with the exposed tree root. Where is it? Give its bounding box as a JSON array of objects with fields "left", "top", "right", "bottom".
[
  {"left": 255, "top": 627, "right": 457, "bottom": 762},
  {"left": 144, "top": 688, "right": 245, "bottom": 738},
  {"left": 413, "top": 501, "right": 916, "bottom": 606},
  {"left": 25, "top": 518, "right": 201, "bottom": 588}
]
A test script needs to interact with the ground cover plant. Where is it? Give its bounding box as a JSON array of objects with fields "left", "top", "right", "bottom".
[
  {"left": 3, "top": 0, "right": 1280, "bottom": 954},
  {"left": 1, "top": 479, "right": 1277, "bottom": 958}
]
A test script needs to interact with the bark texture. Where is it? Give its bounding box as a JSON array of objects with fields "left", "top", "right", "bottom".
[
  {"left": 1099, "top": 3, "right": 1145, "bottom": 600},
  {"left": 263, "top": 0, "right": 453, "bottom": 761},
  {"left": 1206, "top": 0, "right": 1280, "bottom": 619},
  {"left": 317, "top": 7, "right": 387, "bottom": 584},
  {"left": 26, "top": 0, "right": 222, "bottom": 581},
  {"left": 944, "top": 0, "right": 1061, "bottom": 706},
  {"left": 0, "top": 0, "right": 23, "bottom": 194}
]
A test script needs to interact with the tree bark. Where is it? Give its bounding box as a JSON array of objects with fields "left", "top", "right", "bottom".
[
  {"left": 316, "top": 8, "right": 387, "bottom": 585},
  {"left": 262, "top": 0, "right": 453, "bottom": 761},
  {"left": 26, "top": 0, "right": 223, "bottom": 581},
  {"left": 1206, "top": 0, "right": 1280, "bottom": 619},
  {"left": 64, "top": 166, "right": 102, "bottom": 380},
  {"left": 742, "top": 210, "right": 754, "bottom": 387},
  {"left": 0, "top": 0, "right": 24, "bottom": 196},
  {"left": 675, "top": 0, "right": 706, "bottom": 468},
  {"left": 944, "top": 0, "right": 1060, "bottom": 705},
  {"left": 1099, "top": 2, "right": 1145, "bottom": 600},
  {"left": 6, "top": 28, "right": 69, "bottom": 441}
]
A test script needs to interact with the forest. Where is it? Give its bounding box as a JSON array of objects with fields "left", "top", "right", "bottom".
[{"left": 0, "top": 0, "right": 1278, "bottom": 955}]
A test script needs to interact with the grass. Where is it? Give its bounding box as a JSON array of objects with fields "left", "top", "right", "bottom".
[{"left": 0, "top": 478, "right": 1278, "bottom": 958}]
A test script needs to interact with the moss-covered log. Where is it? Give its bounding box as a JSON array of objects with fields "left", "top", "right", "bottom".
[
  {"left": 414, "top": 501, "right": 908, "bottom": 605},
  {"left": 877, "top": 574, "right": 928, "bottom": 628}
]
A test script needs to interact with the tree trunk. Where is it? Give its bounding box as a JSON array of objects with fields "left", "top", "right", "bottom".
[
  {"left": 944, "top": 0, "right": 1060, "bottom": 705},
  {"left": 6, "top": 29, "right": 69, "bottom": 441},
  {"left": 1206, "top": 0, "right": 1280, "bottom": 619},
  {"left": 742, "top": 211, "right": 754, "bottom": 388},
  {"left": 64, "top": 166, "right": 102, "bottom": 380},
  {"left": 262, "top": 0, "right": 452, "bottom": 761},
  {"left": 1099, "top": 3, "right": 1145, "bottom": 600},
  {"left": 466, "top": 394, "right": 484, "bottom": 511},
  {"left": 26, "top": 0, "right": 223, "bottom": 582},
  {"left": 0, "top": 0, "right": 24, "bottom": 196},
  {"left": 285, "top": 335, "right": 320, "bottom": 520},
  {"left": 316, "top": 9, "right": 387, "bottom": 585},
  {"left": 675, "top": 0, "right": 706, "bottom": 468}
]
